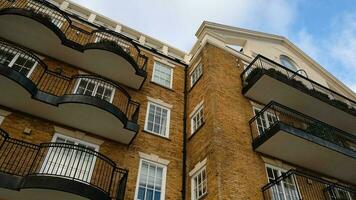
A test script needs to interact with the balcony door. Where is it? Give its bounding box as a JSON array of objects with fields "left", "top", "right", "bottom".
[
  {"left": 74, "top": 78, "right": 115, "bottom": 103},
  {"left": 41, "top": 133, "right": 99, "bottom": 183},
  {"left": 266, "top": 165, "right": 299, "bottom": 200},
  {"left": 253, "top": 108, "right": 278, "bottom": 135},
  {"left": 0, "top": 48, "right": 37, "bottom": 78}
]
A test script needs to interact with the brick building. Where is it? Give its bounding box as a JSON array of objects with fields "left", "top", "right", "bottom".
[{"left": 0, "top": 0, "right": 355, "bottom": 200}]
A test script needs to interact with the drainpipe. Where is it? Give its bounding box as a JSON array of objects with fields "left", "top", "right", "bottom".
[{"left": 182, "top": 64, "right": 188, "bottom": 200}]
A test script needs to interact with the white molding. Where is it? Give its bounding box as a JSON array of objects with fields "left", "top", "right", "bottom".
[
  {"left": 54, "top": 126, "right": 104, "bottom": 145},
  {"left": 88, "top": 13, "right": 96, "bottom": 23},
  {"left": 138, "top": 152, "right": 170, "bottom": 165},
  {"left": 146, "top": 97, "right": 173, "bottom": 109},
  {"left": 189, "top": 158, "right": 207, "bottom": 177},
  {"left": 153, "top": 57, "right": 176, "bottom": 68},
  {"left": 262, "top": 156, "right": 295, "bottom": 171},
  {"left": 0, "top": 116, "right": 4, "bottom": 125},
  {"left": 138, "top": 35, "right": 146, "bottom": 45},
  {"left": 59, "top": 1, "right": 69, "bottom": 10},
  {"left": 189, "top": 100, "right": 204, "bottom": 118},
  {"left": 0, "top": 109, "right": 11, "bottom": 117}
]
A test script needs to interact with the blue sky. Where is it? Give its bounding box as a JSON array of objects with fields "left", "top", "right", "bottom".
[{"left": 72, "top": 0, "right": 356, "bottom": 92}]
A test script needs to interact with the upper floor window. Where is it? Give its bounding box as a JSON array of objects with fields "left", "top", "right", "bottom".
[
  {"left": 191, "top": 63, "right": 203, "bottom": 87},
  {"left": 265, "top": 165, "right": 299, "bottom": 200},
  {"left": 191, "top": 103, "right": 204, "bottom": 134},
  {"left": 191, "top": 166, "right": 207, "bottom": 200},
  {"left": 152, "top": 61, "right": 173, "bottom": 89},
  {"left": 280, "top": 55, "right": 298, "bottom": 71},
  {"left": 144, "top": 101, "right": 171, "bottom": 138},
  {"left": 74, "top": 78, "right": 115, "bottom": 103},
  {"left": 253, "top": 107, "right": 278, "bottom": 135},
  {"left": 0, "top": 48, "right": 37, "bottom": 77},
  {"left": 136, "top": 159, "right": 167, "bottom": 200}
]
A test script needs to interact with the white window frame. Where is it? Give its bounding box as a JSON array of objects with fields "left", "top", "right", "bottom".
[
  {"left": 190, "top": 62, "right": 203, "bottom": 87},
  {"left": 40, "top": 133, "right": 99, "bottom": 182},
  {"left": 0, "top": 49, "right": 37, "bottom": 78},
  {"left": 190, "top": 164, "right": 207, "bottom": 200},
  {"left": 265, "top": 164, "right": 300, "bottom": 200},
  {"left": 73, "top": 78, "right": 116, "bottom": 103},
  {"left": 134, "top": 158, "right": 168, "bottom": 200},
  {"left": 152, "top": 61, "right": 173, "bottom": 89},
  {"left": 144, "top": 101, "right": 171, "bottom": 138},
  {"left": 190, "top": 103, "right": 204, "bottom": 135},
  {"left": 253, "top": 107, "right": 279, "bottom": 135}
]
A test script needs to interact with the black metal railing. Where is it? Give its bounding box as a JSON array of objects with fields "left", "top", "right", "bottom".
[
  {"left": 249, "top": 101, "right": 356, "bottom": 152},
  {"left": 0, "top": 0, "right": 148, "bottom": 71},
  {"left": 262, "top": 170, "right": 356, "bottom": 200},
  {"left": 241, "top": 55, "right": 356, "bottom": 116},
  {"left": 0, "top": 39, "right": 140, "bottom": 122},
  {"left": 0, "top": 129, "right": 127, "bottom": 199}
]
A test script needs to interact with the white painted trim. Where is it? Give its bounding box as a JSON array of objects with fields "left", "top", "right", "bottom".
[
  {"left": 0, "top": 109, "right": 11, "bottom": 117},
  {"left": 153, "top": 57, "right": 176, "bottom": 68},
  {"left": 146, "top": 96, "right": 173, "bottom": 109},
  {"left": 134, "top": 157, "right": 168, "bottom": 200},
  {"left": 144, "top": 101, "right": 171, "bottom": 138},
  {"left": 189, "top": 158, "right": 207, "bottom": 176},
  {"left": 189, "top": 100, "right": 204, "bottom": 118},
  {"left": 0, "top": 116, "right": 4, "bottom": 125},
  {"left": 138, "top": 152, "right": 170, "bottom": 165},
  {"left": 54, "top": 126, "right": 104, "bottom": 145}
]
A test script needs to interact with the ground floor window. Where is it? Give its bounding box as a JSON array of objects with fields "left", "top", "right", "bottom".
[
  {"left": 265, "top": 165, "right": 299, "bottom": 200},
  {"left": 41, "top": 133, "right": 99, "bottom": 182},
  {"left": 135, "top": 159, "right": 167, "bottom": 200}
]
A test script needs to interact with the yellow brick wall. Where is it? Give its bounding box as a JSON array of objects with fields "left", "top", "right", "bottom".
[{"left": 0, "top": 47, "right": 184, "bottom": 200}]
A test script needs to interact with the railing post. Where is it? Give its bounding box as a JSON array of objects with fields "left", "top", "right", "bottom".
[
  {"left": 28, "top": 145, "right": 41, "bottom": 176},
  {"left": 107, "top": 167, "right": 116, "bottom": 197}
]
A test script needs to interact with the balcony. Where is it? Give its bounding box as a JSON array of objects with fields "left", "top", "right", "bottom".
[
  {"left": 241, "top": 55, "right": 356, "bottom": 133},
  {"left": 262, "top": 170, "right": 355, "bottom": 200},
  {"left": 0, "top": 0, "right": 147, "bottom": 89},
  {"left": 250, "top": 102, "right": 356, "bottom": 184},
  {"left": 0, "top": 39, "right": 139, "bottom": 144},
  {"left": 0, "top": 129, "right": 127, "bottom": 200}
]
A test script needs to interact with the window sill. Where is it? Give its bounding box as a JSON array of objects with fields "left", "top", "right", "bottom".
[
  {"left": 142, "top": 129, "right": 171, "bottom": 141},
  {"left": 150, "top": 81, "right": 175, "bottom": 92},
  {"left": 188, "top": 122, "right": 205, "bottom": 140}
]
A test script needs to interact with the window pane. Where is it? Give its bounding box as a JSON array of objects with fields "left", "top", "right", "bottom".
[
  {"left": 153, "top": 62, "right": 172, "bottom": 88},
  {"left": 146, "top": 103, "right": 169, "bottom": 136},
  {"left": 137, "top": 161, "right": 165, "bottom": 200}
]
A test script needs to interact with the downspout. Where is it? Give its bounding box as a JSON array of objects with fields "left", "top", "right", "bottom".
[{"left": 182, "top": 64, "right": 188, "bottom": 200}]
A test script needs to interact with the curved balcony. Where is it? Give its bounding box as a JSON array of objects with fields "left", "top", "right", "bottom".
[
  {"left": 0, "top": 39, "right": 139, "bottom": 144},
  {"left": 241, "top": 55, "right": 356, "bottom": 133},
  {"left": 0, "top": 130, "right": 128, "bottom": 200},
  {"left": 262, "top": 170, "right": 355, "bottom": 200},
  {"left": 0, "top": 0, "right": 147, "bottom": 89},
  {"left": 250, "top": 101, "right": 356, "bottom": 184}
]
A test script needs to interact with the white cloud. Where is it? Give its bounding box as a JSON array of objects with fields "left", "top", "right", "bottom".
[
  {"left": 294, "top": 29, "right": 320, "bottom": 60},
  {"left": 330, "top": 13, "right": 356, "bottom": 69},
  {"left": 71, "top": 0, "right": 298, "bottom": 51}
]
